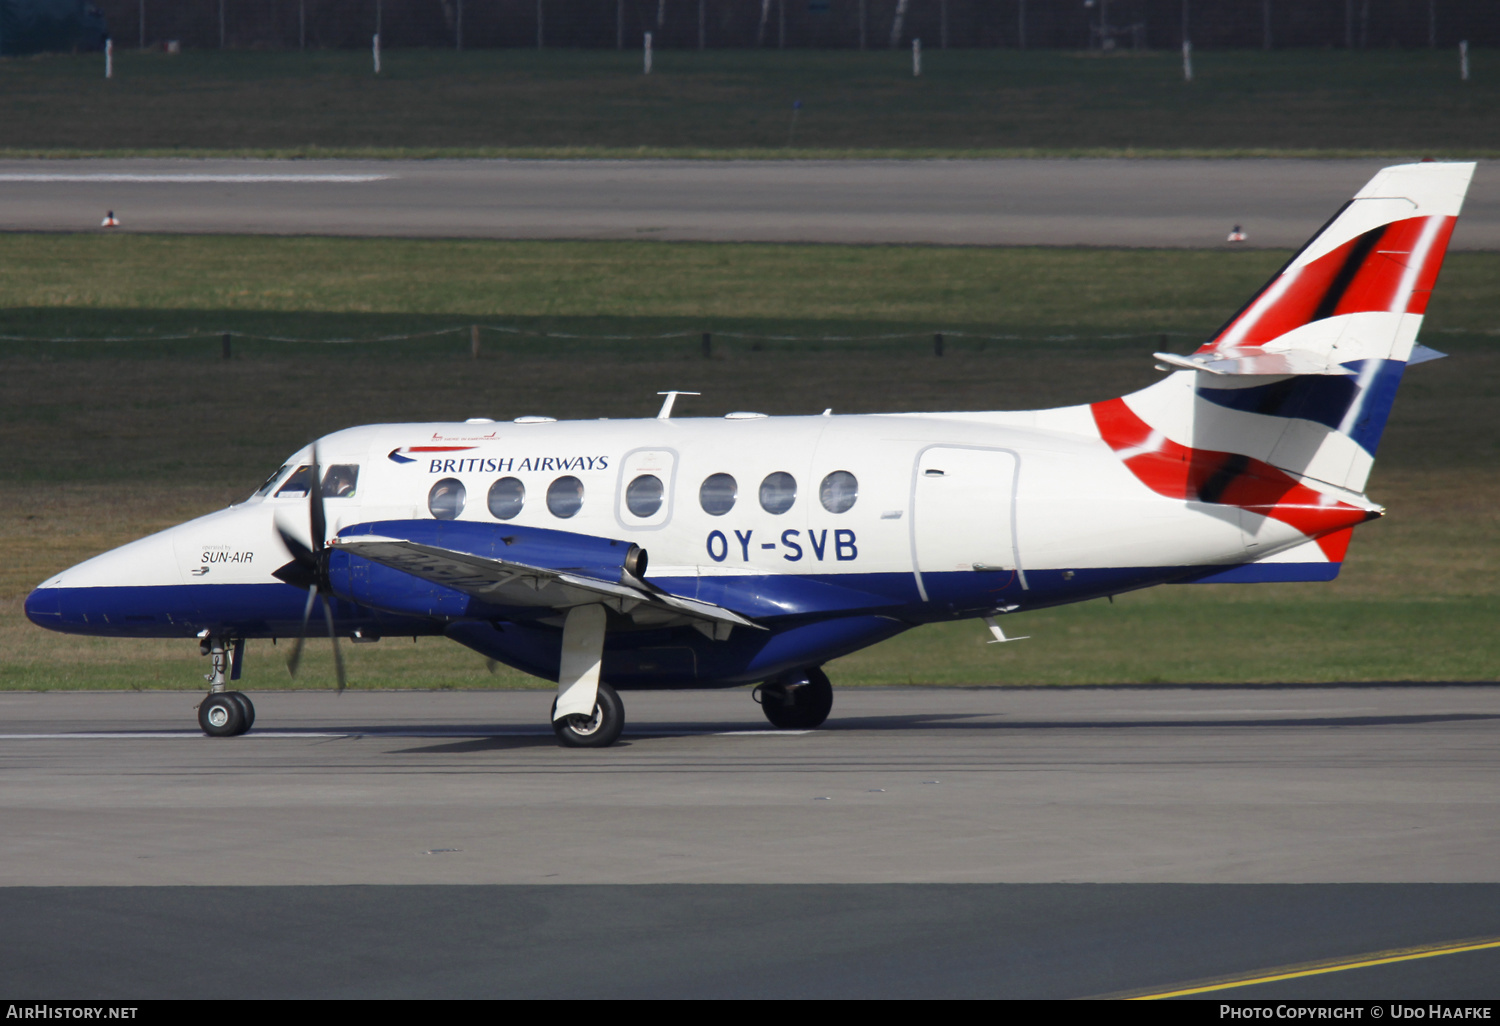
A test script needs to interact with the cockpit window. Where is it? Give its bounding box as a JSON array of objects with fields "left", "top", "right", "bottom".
[
  {"left": 322, "top": 464, "right": 359, "bottom": 498},
  {"left": 274, "top": 466, "right": 313, "bottom": 498},
  {"left": 254, "top": 464, "right": 291, "bottom": 498}
]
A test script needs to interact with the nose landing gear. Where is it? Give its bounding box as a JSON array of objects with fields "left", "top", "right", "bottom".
[
  {"left": 197, "top": 634, "right": 254, "bottom": 737},
  {"left": 754, "top": 666, "right": 833, "bottom": 729}
]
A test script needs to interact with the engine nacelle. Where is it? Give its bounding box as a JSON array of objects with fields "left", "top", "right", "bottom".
[{"left": 326, "top": 520, "right": 647, "bottom": 621}]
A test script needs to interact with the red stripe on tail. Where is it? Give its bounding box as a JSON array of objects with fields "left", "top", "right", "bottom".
[
  {"left": 1091, "top": 398, "right": 1374, "bottom": 559},
  {"left": 1204, "top": 214, "right": 1455, "bottom": 351}
]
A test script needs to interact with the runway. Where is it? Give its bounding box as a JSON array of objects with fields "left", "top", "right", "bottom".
[
  {"left": 3, "top": 158, "right": 1496, "bottom": 248},
  {"left": 2, "top": 686, "right": 1497, "bottom": 997}
]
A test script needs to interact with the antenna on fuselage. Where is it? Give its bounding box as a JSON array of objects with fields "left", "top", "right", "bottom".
[{"left": 655, "top": 391, "right": 701, "bottom": 419}]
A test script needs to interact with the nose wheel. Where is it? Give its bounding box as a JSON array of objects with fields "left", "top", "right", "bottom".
[
  {"left": 755, "top": 667, "right": 833, "bottom": 729},
  {"left": 199, "top": 691, "right": 254, "bottom": 737},
  {"left": 197, "top": 634, "right": 253, "bottom": 737}
]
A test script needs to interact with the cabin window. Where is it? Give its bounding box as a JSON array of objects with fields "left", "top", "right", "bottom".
[
  {"left": 321, "top": 465, "right": 359, "bottom": 498},
  {"left": 626, "top": 474, "right": 664, "bottom": 518},
  {"left": 819, "top": 471, "right": 858, "bottom": 514},
  {"left": 274, "top": 466, "right": 313, "bottom": 498},
  {"left": 699, "top": 473, "right": 737, "bottom": 516},
  {"left": 759, "top": 472, "right": 797, "bottom": 515},
  {"left": 547, "top": 476, "right": 584, "bottom": 519},
  {"left": 428, "top": 478, "right": 466, "bottom": 520},
  {"left": 255, "top": 464, "right": 292, "bottom": 497},
  {"left": 487, "top": 477, "right": 525, "bottom": 520}
]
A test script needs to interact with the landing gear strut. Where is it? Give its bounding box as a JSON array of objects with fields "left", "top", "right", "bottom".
[
  {"left": 198, "top": 634, "right": 253, "bottom": 737},
  {"left": 755, "top": 666, "right": 833, "bottom": 729}
]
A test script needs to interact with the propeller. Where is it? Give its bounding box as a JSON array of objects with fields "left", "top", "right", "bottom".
[{"left": 272, "top": 444, "right": 347, "bottom": 693}]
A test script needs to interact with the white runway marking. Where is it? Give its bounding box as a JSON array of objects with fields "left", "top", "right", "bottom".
[
  {"left": 0, "top": 173, "right": 394, "bottom": 183},
  {"left": 0, "top": 728, "right": 811, "bottom": 740}
]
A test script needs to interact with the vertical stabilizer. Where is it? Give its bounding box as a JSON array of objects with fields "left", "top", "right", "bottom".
[
  {"left": 1086, "top": 162, "right": 1474, "bottom": 579},
  {"left": 1133, "top": 161, "right": 1474, "bottom": 495}
]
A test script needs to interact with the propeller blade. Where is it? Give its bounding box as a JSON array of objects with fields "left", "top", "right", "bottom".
[
  {"left": 286, "top": 583, "right": 319, "bottom": 678},
  {"left": 319, "top": 591, "right": 347, "bottom": 694},
  {"left": 276, "top": 524, "right": 316, "bottom": 567},
  {"left": 308, "top": 442, "right": 327, "bottom": 557}
]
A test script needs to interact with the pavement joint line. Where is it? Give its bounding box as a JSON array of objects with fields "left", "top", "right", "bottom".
[
  {"left": 0, "top": 173, "right": 394, "bottom": 183},
  {"left": 0, "top": 729, "right": 811, "bottom": 740},
  {"left": 1107, "top": 935, "right": 1500, "bottom": 1000}
]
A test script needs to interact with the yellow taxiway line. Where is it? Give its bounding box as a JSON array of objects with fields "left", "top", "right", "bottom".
[{"left": 1109, "top": 936, "right": 1500, "bottom": 1000}]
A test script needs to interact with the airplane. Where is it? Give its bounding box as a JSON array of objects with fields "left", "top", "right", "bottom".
[{"left": 24, "top": 161, "right": 1474, "bottom": 747}]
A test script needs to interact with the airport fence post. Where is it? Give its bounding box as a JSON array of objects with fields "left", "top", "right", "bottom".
[
  {"left": 1460, "top": 40, "right": 1469, "bottom": 81},
  {"left": 644, "top": 32, "right": 652, "bottom": 74},
  {"left": 221, "top": 333, "right": 232, "bottom": 360},
  {"left": 933, "top": 332, "right": 944, "bottom": 357},
  {"left": 105, "top": 37, "right": 113, "bottom": 79},
  {"left": 1182, "top": 39, "right": 1193, "bottom": 82},
  {"left": 702, "top": 332, "right": 712, "bottom": 359},
  {"left": 912, "top": 38, "right": 921, "bottom": 76},
  {"left": 373, "top": 33, "right": 381, "bottom": 74},
  {"left": 471, "top": 325, "right": 481, "bottom": 360}
]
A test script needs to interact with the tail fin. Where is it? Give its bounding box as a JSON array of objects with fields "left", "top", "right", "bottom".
[
  {"left": 1090, "top": 161, "right": 1474, "bottom": 579},
  {"left": 1140, "top": 161, "right": 1474, "bottom": 495}
]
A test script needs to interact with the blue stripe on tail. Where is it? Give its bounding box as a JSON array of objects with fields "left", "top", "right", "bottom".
[{"left": 1197, "top": 358, "right": 1408, "bottom": 455}]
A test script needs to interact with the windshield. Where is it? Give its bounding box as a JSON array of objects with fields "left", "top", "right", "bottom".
[
  {"left": 275, "top": 466, "right": 313, "bottom": 498},
  {"left": 252, "top": 464, "right": 292, "bottom": 500}
]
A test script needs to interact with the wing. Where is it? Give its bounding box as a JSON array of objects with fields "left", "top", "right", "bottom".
[{"left": 334, "top": 534, "right": 761, "bottom": 634}]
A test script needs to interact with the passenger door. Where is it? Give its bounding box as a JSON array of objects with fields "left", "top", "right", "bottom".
[{"left": 911, "top": 446, "right": 1020, "bottom": 584}]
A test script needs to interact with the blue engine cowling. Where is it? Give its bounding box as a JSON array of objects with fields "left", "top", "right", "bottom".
[{"left": 326, "top": 520, "right": 647, "bottom": 622}]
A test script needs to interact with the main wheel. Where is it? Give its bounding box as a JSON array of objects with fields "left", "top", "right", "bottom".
[
  {"left": 198, "top": 693, "right": 245, "bottom": 738},
  {"left": 552, "top": 681, "right": 625, "bottom": 748},
  {"left": 757, "top": 667, "right": 833, "bottom": 729},
  {"left": 226, "top": 692, "right": 255, "bottom": 732}
]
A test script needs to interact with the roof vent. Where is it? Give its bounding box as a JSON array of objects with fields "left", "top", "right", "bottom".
[
  {"left": 465, "top": 418, "right": 495, "bottom": 424},
  {"left": 724, "top": 411, "right": 768, "bottom": 420}
]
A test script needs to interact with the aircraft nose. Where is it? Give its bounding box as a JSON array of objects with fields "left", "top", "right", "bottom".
[{"left": 24, "top": 585, "right": 62, "bottom": 630}]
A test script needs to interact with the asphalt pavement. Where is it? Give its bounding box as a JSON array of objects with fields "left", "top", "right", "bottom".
[
  {"left": 3, "top": 158, "right": 1495, "bottom": 248},
  {"left": 3, "top": 686, "right": 1497, "bottom": 997}
]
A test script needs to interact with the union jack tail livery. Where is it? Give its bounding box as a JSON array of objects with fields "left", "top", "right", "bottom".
[{"left": 1087, "top": 161, "right": 1475, "bottom": 581}]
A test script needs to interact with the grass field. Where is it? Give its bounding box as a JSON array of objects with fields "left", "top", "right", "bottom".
[
  {"left": 2, "top": 233, "right": 1496, "bottom": 689},
  {"left": 1, "top": 48, "right": 1496, "bottom": 157}
]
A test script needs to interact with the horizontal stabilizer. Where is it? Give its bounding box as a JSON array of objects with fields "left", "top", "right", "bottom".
[{"left": 1153, "top": 347, "right": 1348, "bottom": 377}]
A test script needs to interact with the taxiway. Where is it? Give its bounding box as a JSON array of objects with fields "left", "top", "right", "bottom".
[
  {"left": 3, "top": 157, "right": 1496, "bottom": 248},
  {"left": 2, "top": 686, "right": 1497, "bottom": 997}
]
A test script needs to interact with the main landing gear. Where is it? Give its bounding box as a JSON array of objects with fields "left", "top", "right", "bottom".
[
  {"left": 552, "top": 680, "right": 625, "bottom": 749},
  {"left": 755, "top": 666, "right": 833, "bottom": 729},
  {"left": 551, "top": 606, "right": 625, "bottom": 748},
  {"left": 197, "top": 634, "right": 254, "bottom": 738}
]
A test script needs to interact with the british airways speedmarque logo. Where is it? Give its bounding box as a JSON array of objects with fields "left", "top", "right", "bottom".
[{"left": 388, "top": 446, "right": 476, "bottom": 464}]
